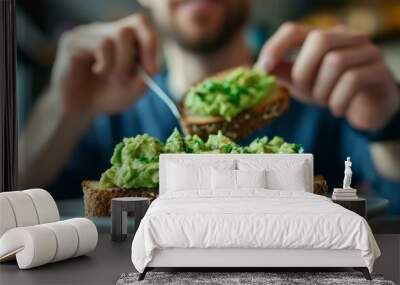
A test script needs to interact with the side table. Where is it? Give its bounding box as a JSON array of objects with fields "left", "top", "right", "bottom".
[
  {"left": 332, "top": 197, "right": 366, "bottom": 218},
  {"left": 111, "top": 197, "right": 150, "bottom": 242}
]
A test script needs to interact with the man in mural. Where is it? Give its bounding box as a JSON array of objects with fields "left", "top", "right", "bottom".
[{"left": 19, "top": 0, "right": 400, "bottom": 213}]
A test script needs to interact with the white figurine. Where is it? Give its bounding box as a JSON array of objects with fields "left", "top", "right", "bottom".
[{"left": 343, "top": 157, "right": 353, "bottom": 189}]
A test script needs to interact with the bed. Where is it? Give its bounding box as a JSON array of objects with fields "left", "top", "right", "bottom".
[{"left": 131, "top": 154, "right": 380, "bottom": 280}]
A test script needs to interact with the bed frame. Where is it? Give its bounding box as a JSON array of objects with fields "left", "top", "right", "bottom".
[
  {"left": 140, "top": 248, "right": 370, "bottom": 280},
  {"left": 138, "top": 154, "right": 372, "bottom": 281}
]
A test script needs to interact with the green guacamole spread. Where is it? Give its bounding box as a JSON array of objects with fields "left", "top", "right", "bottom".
[
  {"left": 99, "top": 129, "right": 303, "bottom": 189},
  {"left": 99, "top": 134, "right": 162, "bottom": 189},
  {"left": 184, "top": 67, "right": 276, "bottom": 121},
  {"left": 245, "top": 136, "right": 303, "bottom": 154}
]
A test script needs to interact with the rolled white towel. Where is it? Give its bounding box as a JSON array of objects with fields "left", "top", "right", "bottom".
[
  {"left": 23, "top": 189, "right": 59, "bottom": 224},
  {"left": 0, "top": 218, "right": 98, "bottom": 269},
  {"left": 42, "top": 221, "right": 79, "bottom": 263},
  {"left": 0, "top": 192, "right": 39, "bottom": 227},
  {"left": 64, "top": 218, "right": 98, "bottom": 257},
  {"left": 0, "top": 195, "right": 17, "bottom": 237},
  {"left": 0, "top": 226, "right": 57, "bottom": 269},
  {"left": 0, "top": 189, "right": 59, "bottom": 238}
]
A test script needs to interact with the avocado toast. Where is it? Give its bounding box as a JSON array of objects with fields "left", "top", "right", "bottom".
[
  {"left": 82, "top": 130, "right": 329, "bottom": 217},
  {"left": 181, "top": 67, "right": 290, "bottom": 140}
]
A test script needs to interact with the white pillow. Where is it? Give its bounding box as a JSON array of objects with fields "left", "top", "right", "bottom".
[
  {"left": 267, "top": 164, "right": 307, "bottom": 191},
  {"left": 238, "top": 160, "right": 309, "bottom": 192},
  {"left": 211, "top": 169, "right": 268, "bottom": 191},
  {"left": 167, "top": 163, "right": 210, "bottom": 191},
  {"left": 236, "top": 169, "right": 267, "bottom": 189},
  {"left": 167, "top": 160, "right": 236, "bottom": 192},
  {"left": 211, "top": 168, "right": 236, "bottom": 190}
]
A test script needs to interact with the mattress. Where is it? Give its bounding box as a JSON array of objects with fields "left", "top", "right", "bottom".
[{"left": 131, "top": 190, "right": 380, "bottom": 273}]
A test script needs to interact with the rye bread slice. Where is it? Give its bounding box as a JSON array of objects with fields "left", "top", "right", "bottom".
[
  {"left": 180, "top": 68, "right": 290, "bottom": 140},
  {"left": 82, "top": 180, "right": 158, "bottom": 217}
]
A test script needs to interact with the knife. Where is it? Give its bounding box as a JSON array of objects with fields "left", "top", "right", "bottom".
[{"left": 136, "top": 66, "right": 181, "bottom": 121}]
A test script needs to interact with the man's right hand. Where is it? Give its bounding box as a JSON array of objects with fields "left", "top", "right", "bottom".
[{"left": 50, "top": 14, "right": 160, "bottom": 116}]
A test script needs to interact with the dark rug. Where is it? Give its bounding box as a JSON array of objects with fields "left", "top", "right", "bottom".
[{"left": 116, "top": 271, "right": 395, "bottom": 285}]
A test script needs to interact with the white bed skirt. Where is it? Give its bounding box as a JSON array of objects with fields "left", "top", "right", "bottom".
[{"left": 148, "top": 248, "right": 366, "bottom": 268}]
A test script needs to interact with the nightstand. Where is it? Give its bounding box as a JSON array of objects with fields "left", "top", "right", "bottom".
[
  {"left": 111, "top": 197, "right": 150, "bottom": 242},
  {"left": 332, "top": 197, "right": 366, "bottom": 218}
]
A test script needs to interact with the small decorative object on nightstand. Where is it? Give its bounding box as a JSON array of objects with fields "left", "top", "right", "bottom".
[
  {"left": 332, "top": 157, "right": 358, "bottom": 200},
  {"left": 111, "top": 197, "right": 150, "bottom": 242},
  {"left": 332, "top": 157, "right": 366, "bottom": 217},
  {"left": 332, "top": 197, "right": 366, "bottom": 218}
]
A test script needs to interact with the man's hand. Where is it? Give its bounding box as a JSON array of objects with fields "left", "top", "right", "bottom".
[
  {"left": 51, "top": 14, "right": 159, "bottom": 116},
  {"left": 257, "top": 22, "right": 400, "bottom": 131}
]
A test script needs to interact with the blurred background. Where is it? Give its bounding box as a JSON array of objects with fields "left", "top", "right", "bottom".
[
  {"left": 16, "top": 0, "right": 400, "bottom": 233},
  {"left": 16, "top": 0, "right": 400, "bottom": 131},
  {"left": 12, "top": 2, "right": 400, "bottom": 282}
]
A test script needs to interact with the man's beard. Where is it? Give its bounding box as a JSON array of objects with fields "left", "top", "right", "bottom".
[{"left": 167, "top": 5, "right": 249, "bottom": 54}]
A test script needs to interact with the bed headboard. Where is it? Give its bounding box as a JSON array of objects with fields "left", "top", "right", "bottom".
[{"left": 159, "top": 154, "right": 314, "bottom": 195}]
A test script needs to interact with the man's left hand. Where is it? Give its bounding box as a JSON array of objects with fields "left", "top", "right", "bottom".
[{"left": 257, "top": 22, "right": 400, "bottom": 131}]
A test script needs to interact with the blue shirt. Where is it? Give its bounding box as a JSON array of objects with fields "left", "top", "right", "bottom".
[{"left": 49, "top": 71, "right": 400, "bottom": 214}]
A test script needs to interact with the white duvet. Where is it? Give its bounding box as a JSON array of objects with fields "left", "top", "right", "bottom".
[{"left": 131, "top": 190, "right": 380, "bottom": 273}]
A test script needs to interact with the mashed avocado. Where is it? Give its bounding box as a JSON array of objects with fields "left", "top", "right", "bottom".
[
  {"left": 164, "top": 128, "right": 185, "bottom": 153},
  {"left": 99, "top": 129, "right": 303, "bottom": 189},
  {"left": 99, "top": 134, "right": 162, "bottom": 189},
  {"left": 245, "top": 136, "right": 272, "bottom": 153},
  {"left": 184, "top": 67, "right": 276, "bottom": 121},
  {"left": 163, "top": 128, "right": 208, "bottom": 153},
  {"left": 184, "top": 134, "right": 208, "bottom": 153},
  {"left": 205, "top": 131, "right": 244, "bottom": 153},
  {"left": 245, "top": 136, "right": 304, "bottom": 154}
]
